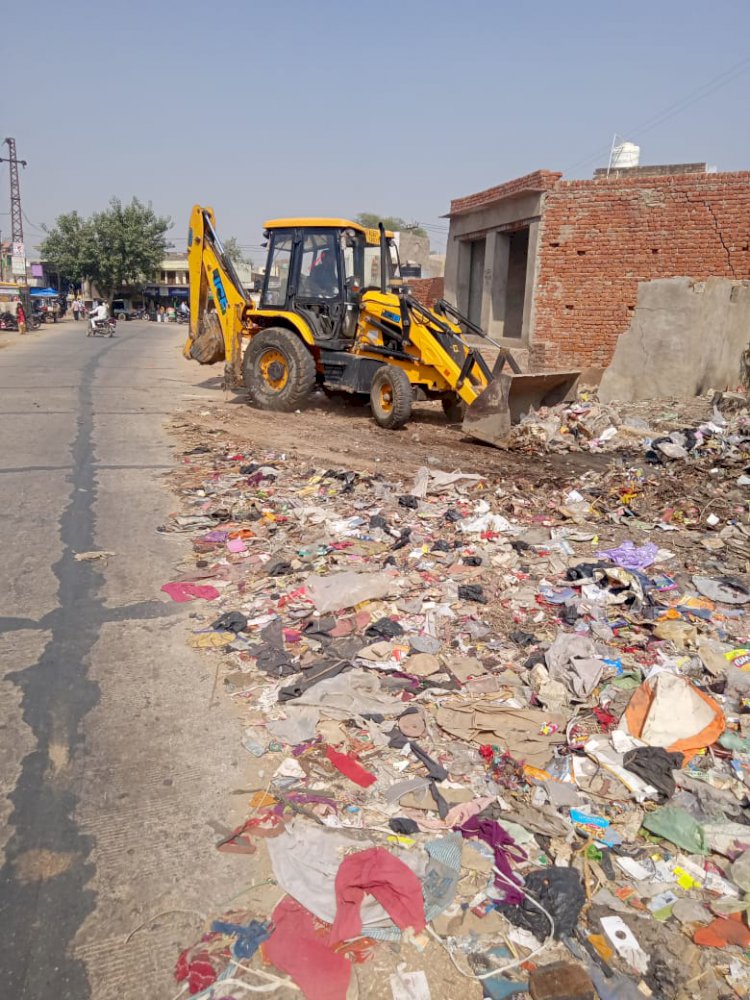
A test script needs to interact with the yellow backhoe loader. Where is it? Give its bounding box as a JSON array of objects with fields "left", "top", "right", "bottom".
[{"left": 182, "top": 206, "right": 580, "bottom": 446}]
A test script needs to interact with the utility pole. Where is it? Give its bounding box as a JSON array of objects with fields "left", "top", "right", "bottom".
[
  {"left": 0, "top": 138, "right": 27, "bottom": 244},
  {"left": 0, "top": 138, "right": 28, "bottom": 282}
]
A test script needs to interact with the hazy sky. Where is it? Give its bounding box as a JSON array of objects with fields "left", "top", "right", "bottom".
[{"left": 2, "top": 0, "right": 749, "bottom": 258}]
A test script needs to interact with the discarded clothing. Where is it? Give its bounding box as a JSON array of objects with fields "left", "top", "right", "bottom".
[
  {"left": 365, "top": 617, "right": 405, "bottom": 640},
  {"left": 597, "top": 540, "right": 660, "bottom": 570},
  {"left": 264, "top": 897, "right": 351, "bottom": 1000},
  {"left": 436, "top": 700, "right": 565, "bottom": 766},
  {"left": 330, "top": 846, "right": 426, "bottom": 944},
  {"left": 325, "top": 746, "right": 377, "bottom": 787},
  {"left": 544, "top": 632, "right": 604, "bottom": 700},
  {"left": 623, "top": 746, "right": 683, "bottom": 800},
  {"left": 210, "top": 610, "right": 247, "bottom": 633},
  {"left": 267, "top": 706, "right": 320, "bottom": 745},
  {"left": 457, "top": 584, "right": 487, "bottom": 604},
  {"left": 389, "top": 817, "right": 420, "bottom": 836},
  {"left": 287, "top": 669, "right": 404, "bottom": 719},
  {"left": 455, "top": 816, "right": 526, "bottom": 904},
  {"left": 161, "top": 581, "right": 220, "bottom": 602},
  {"left": 278, "top": 657, "right": 352, "bottom": 700},
  {"left": 210, "top": 917, "right": 269, "bottom": 959}
]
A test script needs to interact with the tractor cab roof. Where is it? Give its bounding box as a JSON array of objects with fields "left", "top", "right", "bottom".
[
  {"left": 263, "top": 219, "right": 394, "bottom": 243},
  {"left": 264, "top": 217, "right": 365, "bottom": 232}
]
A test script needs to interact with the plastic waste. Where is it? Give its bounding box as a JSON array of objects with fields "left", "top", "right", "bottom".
[
  {"left": 600, "top": 916, "right": 649, "bottom": 974},
  {"left": 642, "top": 805, "right": 707, "bottom": 854},
  {"left": 304, "top": 570, "right": 396, "bottom": 613}
]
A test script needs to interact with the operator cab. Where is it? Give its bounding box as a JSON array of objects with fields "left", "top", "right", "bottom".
[{"left": 259, "top": 219, "right": 400, "bottom": 340}]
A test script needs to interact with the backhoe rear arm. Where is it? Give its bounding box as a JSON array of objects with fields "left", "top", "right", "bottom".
[{"left": 185, "top": 205, "right": 251, "bottom": 379}]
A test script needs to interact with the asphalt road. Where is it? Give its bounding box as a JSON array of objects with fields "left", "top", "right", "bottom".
[{"left": 0, "top": 321, "right": 244, "bottom": 998}]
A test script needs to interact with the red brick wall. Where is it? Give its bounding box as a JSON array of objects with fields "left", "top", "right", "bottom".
[
  {"left": 408, "top": 276, "right": 444, "bottom": 307},
  {"left": 531, "top": 171, "right": 750, "bottom": 370},
  {"left": 450, "top": 170, "right": 562, "bottom": 216}
]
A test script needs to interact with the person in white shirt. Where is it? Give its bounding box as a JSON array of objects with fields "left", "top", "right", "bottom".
[{"left": 89, "top": 301, "right": 109, "bottom": 334}]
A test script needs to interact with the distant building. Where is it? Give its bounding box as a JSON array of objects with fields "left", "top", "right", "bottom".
[
  {"left": 444, "top": 163, "right": 750, "bottom": 372},
  {"left": 141, "top": 250, "right": 254, "bottom": 307}
]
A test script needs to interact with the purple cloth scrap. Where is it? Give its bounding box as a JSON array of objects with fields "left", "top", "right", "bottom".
[
  {"left": 597, "top": 540, "right": 659, "bottom": 571},
  {"left": 454, "top": 816, "right": 527, "bottom": 904}
]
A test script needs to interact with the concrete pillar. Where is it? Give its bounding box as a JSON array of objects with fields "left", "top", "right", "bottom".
[
  {"left": 455, "top": 240, "right": 471, "bottom": 314},
  {"left": 486, "top": 231, "right": 509, "bottom": 338},
  {"left": 521, "top": 220, "right": 541, "bottom": 344},
  {"left": 443, "top": 234, "right": 459, "bottom": 303}
]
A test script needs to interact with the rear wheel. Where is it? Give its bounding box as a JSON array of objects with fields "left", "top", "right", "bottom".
[
  {"left": 243, "top": 327, "right": 316, "bottom": 412},
  {"left": 441, "top": 393, "right": 467, "bottom": 423},
  {"left": 370, "top": 366, "right": 413, "bottom": 429}
]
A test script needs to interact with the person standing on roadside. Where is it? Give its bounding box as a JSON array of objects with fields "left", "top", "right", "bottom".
[
  {"left": 72, "top": 298, "right": 81, "bottom": 322},
  {"left": 16, "top": 299, "right": 26, "bottom": 335}
]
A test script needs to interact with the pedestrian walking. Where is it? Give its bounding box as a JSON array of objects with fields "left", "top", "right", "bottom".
[
  {"left": 72, "top": 298, "right": 81, "bottom": 322},
  {"left": 16, "top": 300, "right": 26, "bottom": 335}
]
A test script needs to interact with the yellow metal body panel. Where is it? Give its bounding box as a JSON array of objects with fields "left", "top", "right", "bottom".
[
  {"left": 264, "top": 217, "right": 365, "bottom": 232},
  {"left": 353, "top": 290, "right": 489, "bottom": 405},
  {"left": 250, "top": 309, "right": 317, "bottom": 347}
]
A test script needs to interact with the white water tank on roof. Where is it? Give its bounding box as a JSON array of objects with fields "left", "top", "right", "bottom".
[{"left": 611, "top": 141, "right": 641, "bottom": 170}]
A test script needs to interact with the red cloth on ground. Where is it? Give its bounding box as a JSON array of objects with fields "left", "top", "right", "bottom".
[
  {"left": 330, "top": 846, "right": 426, "bottom": 945},
  {"left": 264, "top": 897, "right": 351, "bottom": 1000},
  {"left": 325, "top": 746, "right": 377, "bottom": 787},
  {"left": 161, "top": 581, "right": 220, "bottom": 602}
]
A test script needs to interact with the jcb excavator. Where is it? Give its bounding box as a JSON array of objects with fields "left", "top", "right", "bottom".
[{"left": 182, "top": 205, "right": 580, "bottom": 446}]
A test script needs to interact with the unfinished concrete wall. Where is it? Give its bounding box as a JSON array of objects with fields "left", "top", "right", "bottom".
[
  {"left": 599, "top": 278, "right": 750, "bottom": 403},
  {"left": 532, "top": 171, "right": 750, "bottom": 370}
]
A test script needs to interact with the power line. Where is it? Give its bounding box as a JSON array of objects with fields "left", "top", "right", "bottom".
[{"left": 565, "top": 54, "right": 750, "bottom": 173}]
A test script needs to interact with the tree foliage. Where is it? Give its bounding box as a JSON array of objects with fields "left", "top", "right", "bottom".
[
  {"left": 41, "top": 198, "right": 170, "bottom": 302},
  {"left": 355, "top": 213, "right": 427, "bottom": 238},
  {"left": 222, "top": 236, "right": 248, "bottom": 265}
]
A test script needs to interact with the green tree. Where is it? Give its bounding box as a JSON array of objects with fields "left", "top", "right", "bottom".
[
  {"left": 222, "top": 236, "right": 248, "bottom": 265},
  {"left": 37, "top": 210, "right": 90, "bottom": 286},
  {"left": 355, "top": 213, "right": 427, "bottom": 237},
  {"left": 41, "top": 197, "right": 170, "bottom": 304}
]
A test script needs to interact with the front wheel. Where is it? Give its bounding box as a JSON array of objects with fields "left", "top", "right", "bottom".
[
  {"left": 243, "top": 327, "right": 316, "bottom": 412},
  {"left": 370, "top": 366, "right": 413, "bottom": 429}
]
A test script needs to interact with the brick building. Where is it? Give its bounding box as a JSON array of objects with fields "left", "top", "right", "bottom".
[{"left": 444, "top": 165, "right": 750, "bottom": 372}]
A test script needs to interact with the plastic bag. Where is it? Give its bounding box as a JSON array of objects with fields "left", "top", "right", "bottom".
[{"left": 304, "top": 571, "right": 396, "bottom": 613}]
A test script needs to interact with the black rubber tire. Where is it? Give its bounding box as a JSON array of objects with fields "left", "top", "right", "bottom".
[
  {"left": 370, "top": 366, "right": 413, "bottom": 429},
  {"left": 441, "top": 393, "right": 467, "bottom": 423},
  {"left": 243, "top": 327, "right": 316, "bottom": 412}
]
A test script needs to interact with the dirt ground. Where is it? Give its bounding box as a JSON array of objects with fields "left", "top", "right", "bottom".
[{"left": 185, "top": 376, "right": 611, "bottom": 484}]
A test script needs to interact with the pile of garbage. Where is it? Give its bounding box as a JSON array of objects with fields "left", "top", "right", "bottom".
[
  {"left": 161, "top": 426, "right": 750, "bottom": 1000},
  {"left": 506, "top": 390, "right": 750, "bottom": 459}
]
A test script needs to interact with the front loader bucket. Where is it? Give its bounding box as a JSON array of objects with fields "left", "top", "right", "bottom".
[{"left": 462, "top": 370, "right": 581, "bottom": 447}]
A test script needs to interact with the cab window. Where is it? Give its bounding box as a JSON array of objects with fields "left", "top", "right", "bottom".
[
  {"left": 298, "top": 232, "right": 340, "bottom": 299},
  {"left": 261, "top": 233, "right": 292, "bottom": 307}
]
